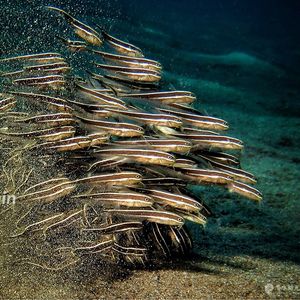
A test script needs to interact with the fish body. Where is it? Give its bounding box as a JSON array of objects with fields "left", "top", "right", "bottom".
[
  {"left": 56, "top": 35, "right": 87, "bottom": 52},
  {"left": 105, "top": 209, "right": 184, "bottom": 226},
  {"left": 47, "top": 6, "right": 102, "bottom": 46},
  {"left": 101, "top": 30, "right": 144, "bottom": 57},
  {"left": 77, "top": 115, "right": 144, "bottom": 137},
  {"left": 75, "top": 171, "right": 143, "bottom": 186},
  {"left": 90, "top": 49, "right": 161, "bottom": 71},
  {"left": 95, "top": 63, "right": 161, "bottom": 83},
  {"left": 115, "top": 138, "right": 191, "bottom": 154},
  {"left": 94, "top": 148, "right": 176, "bottom": 166}
]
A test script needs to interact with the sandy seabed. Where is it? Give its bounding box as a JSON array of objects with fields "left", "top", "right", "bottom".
[{"left": 0, "top": 1, "right": 299, "bottom": 299}]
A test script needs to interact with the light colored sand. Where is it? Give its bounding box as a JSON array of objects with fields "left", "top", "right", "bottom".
[{"left": 0, "top": 250, "right": 299, "bottom": 299}]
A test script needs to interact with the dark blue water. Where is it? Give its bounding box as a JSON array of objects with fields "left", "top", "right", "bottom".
[{"left": 118, "top": 0, "right": 300, "bottom": 69}]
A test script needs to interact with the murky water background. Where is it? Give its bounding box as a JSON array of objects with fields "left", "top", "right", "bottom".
[{"left": 0, "top": 1, "right": 299, "bottom": 299}]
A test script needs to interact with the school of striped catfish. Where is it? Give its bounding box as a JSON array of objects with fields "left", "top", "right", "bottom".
[{"left": 0, "top": 6, "right": 262, "bottom": 269}]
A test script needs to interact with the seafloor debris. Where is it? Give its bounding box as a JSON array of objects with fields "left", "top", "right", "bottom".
[{"left": 0, "top": 6, "right": 262, "bottom": 269}]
